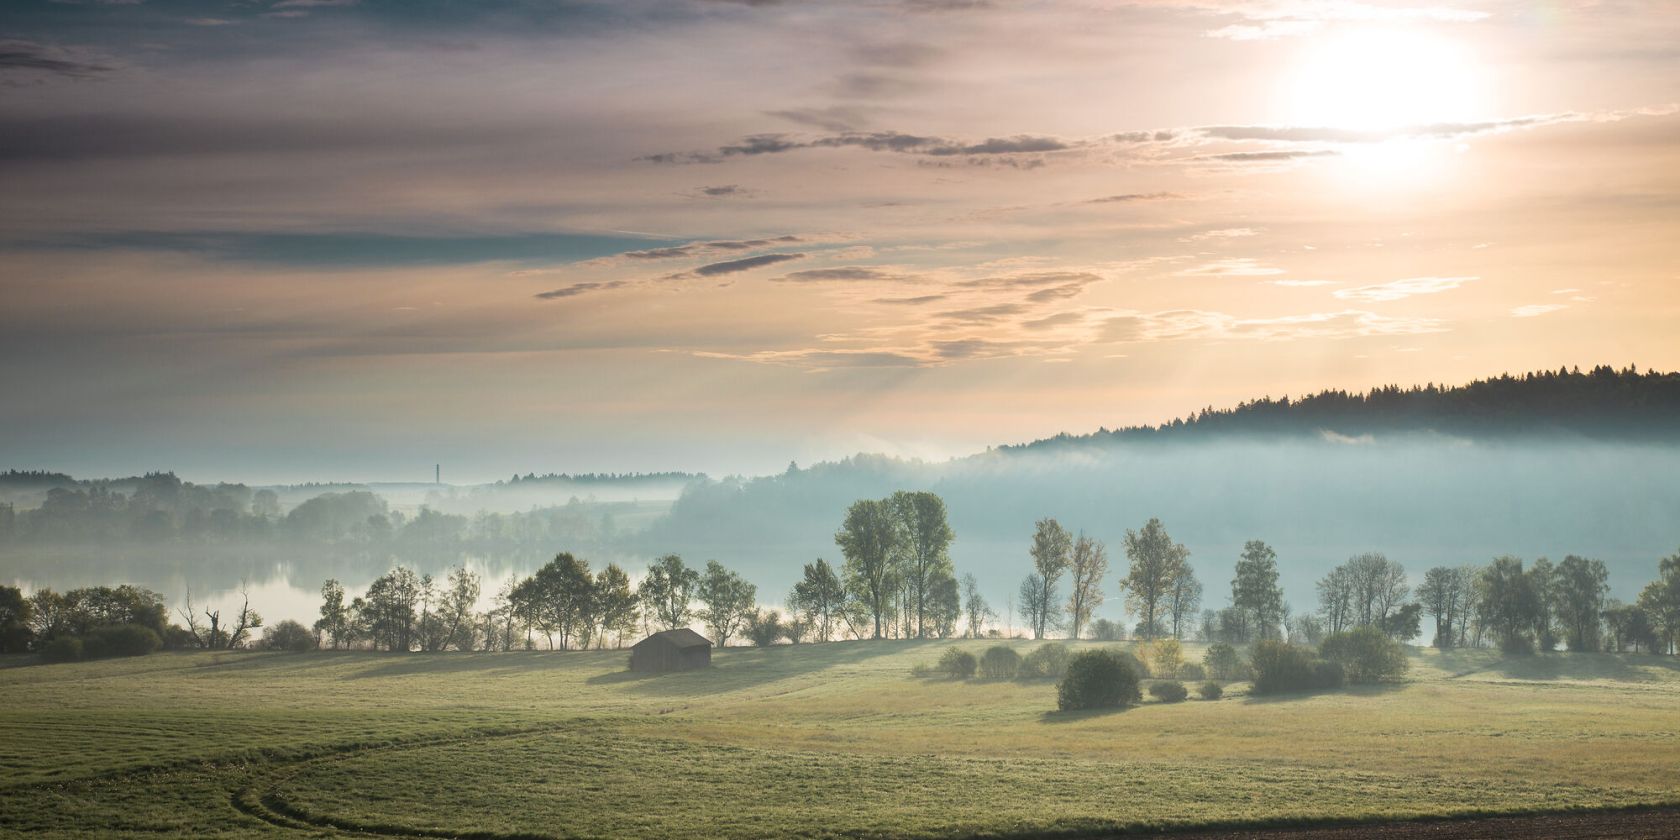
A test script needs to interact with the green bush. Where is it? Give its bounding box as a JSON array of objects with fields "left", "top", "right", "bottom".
[
  {"left": 1203, "top": 642, "right": 1246, "bottom": 681},
  {"left": 1019, "top": 643, "right": 1071, "bottom": 679},
  {"left": 40, "top": 637, "right": 83, "bottom": 664},
  {"left": 1250, "top": 639, "right": 1343, "bottom": 695},
  {"left": 1319, "top": 626, "right": 1409, "bottom": 684},
  {"left": 1177, "top": 662, "right": 1206, "bottom": 681},
  {"left": 1113, "top": 647, "right": 1151, "bottom": 679},
  {"left": 1198, "top": 680, "right": 1223, "bottom": 700},
  {"left": 1148, "top": 680, "right": 1189, "bottom": 703},
  {"left": 978, "top": 645, "right": 1021, "bottom": 680},
  {"left": 84, "top": 624, "right": 161, "bottom": 658},
  {"left": 937, "top": 647, "right": 977, "bottom": 679},
  {"left": 1056, "top": 649, "right": 1142, "bottom": 711},
  {"left": 263, "top": 620, "right": 318, "bottom": 653}
]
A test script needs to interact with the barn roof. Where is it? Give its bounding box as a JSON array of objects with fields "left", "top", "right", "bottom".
[{"left": 634, "top": 628, "right": 712, "bottom": 649}]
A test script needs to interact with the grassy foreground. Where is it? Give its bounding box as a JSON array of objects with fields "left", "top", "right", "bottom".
[{"left": 1, "top": 641, "right": 1678, "bottom": 838}]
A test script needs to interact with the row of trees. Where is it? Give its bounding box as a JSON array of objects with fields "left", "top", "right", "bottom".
[{"left": 0, "top": 476, "right": 615, "bottom": 550}]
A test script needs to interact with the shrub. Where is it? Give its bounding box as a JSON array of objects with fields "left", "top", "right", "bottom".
[
  {"left": 84, "top": 624, "right": 161, "bottom": 658},
  {"left": 1148, "top": 680, "right": 1189, "bottom": 703},
  {"left": 1251, "top": 639, "right": 1343, "bottom": 695},
  {"left": 1203, "top": 642, "right": 1245, "bottom": 681},
  {"left": 1177, "top": 662, "right": 1206, "bottom": 681},
  {"left": 1319, "top": 626, "right": 1409, "bottom": 684},
  {"left": 1150, "top": 639, "right": 1183, "bottom": 675},
  {"left": 40, "top": 637, "right": 83, "bottom": 664},
  {"left": 1113, "top": 647, "right": 1151, "bottom": 679},
  {"left": 1198, "top": 680, "right": 1223, "bottom": 700},
  {"left": 263, "top": 620, "right": 318, "bottom": 653},
  {"left": 1019, "top": 643, "right": 1071, "bottom": 679},
  {"left": 1056, "top": 649, "right": 1142, "bottom": 711},
  {"left": 937, "top": 647, "right": 977, "bottom": 679},
  {"left": 1090, "top": 619, "right": 1124, "bottom": 641},
  {"left": 978, "top": 645, "right": 1021, "bottom": 680}
]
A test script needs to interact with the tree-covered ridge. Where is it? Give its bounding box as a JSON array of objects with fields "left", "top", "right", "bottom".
[{"left": 1005, "top": 366, "right": 1680, "bottom": 451}]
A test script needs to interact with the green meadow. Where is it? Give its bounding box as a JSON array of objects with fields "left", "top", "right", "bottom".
[{"left": 2, "top": 641, "right": 1678, "bottom": 838}]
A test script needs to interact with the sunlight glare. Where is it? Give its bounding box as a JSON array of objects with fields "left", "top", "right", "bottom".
[{"left": 1287, "top": 28, "right": 1484, "bottom": 132}]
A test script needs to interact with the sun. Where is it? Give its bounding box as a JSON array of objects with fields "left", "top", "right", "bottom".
[{"left": 1285, "top": 28, "right": 1485, "bottom": 132}]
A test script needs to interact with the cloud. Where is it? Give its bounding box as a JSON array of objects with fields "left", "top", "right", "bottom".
[
  {"left": 0, "top": 40, "right": 114, "bottom": 79},
  {"left": 695, "top": 184, "right": 750, "bottom": 198},
  {"left": 872, "top": 294, "right": 949, "bottom": 306},
  {"left": 1104, "top": 308, "right": 1446, "bottom": 343},
  {"left": 1269, "top": 279, "right": 1337, "bottom": 287},
  {"left": 775, "top": 266, "right": 914, "bottom": 283},
  {"left": 618, "top": 236, "right": 802, "bottom": 260},
  {"left": 690, "top": 252, "right": 806, "bottom": 276},
  {"left": 1195, "top": 150, "right": 1340, "bottom": 162},
  {"left": 646, "top": 131, "right": 1079, "bottom": 164},
  {"left": 1511, "top": 304, "right": 1568, "bottom": 318},
  {"left": 1180, "top": 258, "right": 1285, "bottom": 277},
  {"left": 955, "top": 271, "right": 1102, "bottom": 289},
  {"left": 1200, "top": 1, "right": 1490, "bottom": 41},
  {"left": 1333, "top": 276, "right": 1476, "bottom": 302},
  {"left": 1180, "top": 227, "right": 1259, "bottom": 242},
  {"left": 1084, "top": 192, "right": 1182, "bottom": 204},
  {"left": 534, "top": 281, "right": 627, "bottom": 300}
]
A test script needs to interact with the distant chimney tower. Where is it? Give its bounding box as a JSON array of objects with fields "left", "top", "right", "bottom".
[{"left": 435, "top": 464, "right": 440, "bottom": 484}]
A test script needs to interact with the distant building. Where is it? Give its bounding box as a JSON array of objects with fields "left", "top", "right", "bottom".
[{"left": 628, "top": 628, "right": 713, "bottom": 673}]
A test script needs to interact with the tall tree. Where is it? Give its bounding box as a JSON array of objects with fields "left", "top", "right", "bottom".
[
  {"left": 1417, "top": 566, "right": 1465, "bottom": 649},
  {"left": 1018, "top": 573, "right": 1056, "bottom": 640},
  {"left": 1120, "top": 518, "right": 1187, "bottom": 641},
  {"left": 593, "top": 564, "right": 638, "bottom": 649},
  {"left": 1065, "top": 532, "right": 1107, "bottom": 641},
  {"left": 835, "top": 498, "right": 902, "bottom": 639},
  {"left": 889, "top": 491, "right": 955, "bottom": 638},
  {"left": 1480, "top": 555, "right": 1542, "bottom": 654},
  {"left": 639, "top": 554, "right": 699, "bottom": 631},
  {"left": 961, "top": 573, "right": 992, "bottom": 639},
  {"left": 1166, "top": 560, "right": 1202, "bottom": 640},
  {"left": 1231, "top": 540, "right": 1285, "bottom": 642},
  {"left": 696, "top": 560, "right": 757, "bottom": 647},
  {"left": 1027, "top": 518, "right": 1072, "bottom": 639},
  {"left": 314, "top": 579, "right": 351, "bottom": 650},
  {"left": 791, "top": 558, "right": 845, "bottom": 642},
  {"left": 435, "top": 566, "right": 481, "bottom": 652},
  {"left": 1553, "top": 555, "right": 1608, "bottom": 652},
  {"left": 1317, "top": 564, "right": 1354, "bottom": 636},
  {"left": 1636, "top": 551, "right": 1680, "bottom": 655},
  {"left": 1527, "top": 556, "right": 1559, "bottom": 651}
]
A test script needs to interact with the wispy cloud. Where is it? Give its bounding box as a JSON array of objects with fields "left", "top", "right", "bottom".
[
  {"left": 1180, "top": 258, "right": 1286, "bottom": 277},
  {"left": 1511, "top": 303, "right": 1568, "bottom": 318},
  {"left": 1333, "top": 276, "right": 1476, "bottom": 302}
]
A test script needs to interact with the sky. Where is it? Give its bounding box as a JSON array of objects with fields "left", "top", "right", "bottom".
[{"left": 2, "top": 0, "right": 1677, "bottom": 484}]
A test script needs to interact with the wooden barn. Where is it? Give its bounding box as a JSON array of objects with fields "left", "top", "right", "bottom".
[{"left": 628, "top": 628, "right": 713, "bottom": 673}]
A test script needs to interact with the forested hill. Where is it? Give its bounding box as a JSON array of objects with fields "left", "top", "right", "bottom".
[{"left": 1005, "top": 366, "right": 1680, "bottom": 452}]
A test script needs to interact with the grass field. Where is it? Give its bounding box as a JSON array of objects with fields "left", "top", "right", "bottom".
[{"left": 2, "top": 640, "right": 1678, "bottom": 838}]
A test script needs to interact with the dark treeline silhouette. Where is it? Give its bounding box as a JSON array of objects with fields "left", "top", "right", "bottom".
[
  {"left": 1005, "top": 366, "right": 1680, "bottom": 452},
  {"left": 0, "top": 472, "right": 623, "bottom": 552}
]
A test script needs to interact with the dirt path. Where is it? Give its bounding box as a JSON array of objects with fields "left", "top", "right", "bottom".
[{"left": 1139, "top": 806, "right": 1680, "bottom": 840}]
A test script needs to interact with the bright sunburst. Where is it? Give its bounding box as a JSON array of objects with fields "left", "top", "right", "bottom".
[{"left": 1286, "top": 28, "right": 1486, "bottom": 132}]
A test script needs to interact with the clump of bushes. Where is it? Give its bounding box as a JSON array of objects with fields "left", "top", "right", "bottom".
[
  {"left": 1198, "top": 681, "right": 1223, "bottom": 700},
  {"left": 40, "top": 637, "right": 84, "bottom": 664},
  {"left": 81, "top": 624, "right": 162, "bottom": 659},
  {"left": 1019, "top": 643, "right": 1071, "bottom": 679},
  {"left": 1250, "top": 639, "right": 1344, "bottom": 695},
  {"left": 263, "top": 620, "right": 318, "bottom": 653},
  {"left": 1149, "top": 639, "right": 1183, "bottom": 676},
  {"left": 979, "top": 645, "right": 1022, "bottom": 680},
  {"left": 1203, "top": 642, "right": 1247, "bottom": 681},
  {"left": 1177, "top": 662, "right": 1206, "bottom": 681},
  {"left": 1148, "top": 680, "right": 1189, "bottom": 703},
  {"left": 1319, "top": 626, "right": 1409, "bottom": 684},
  {"left": 1114, "top": 647, "right": 1151, "bottom": 679},
  {"left": 937, "top": 647, "right": 978, "bottom": 679},
  {"left": 1056, "top": 649, "right": 1142, "bottom": 711}
]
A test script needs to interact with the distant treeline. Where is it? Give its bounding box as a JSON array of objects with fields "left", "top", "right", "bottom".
[
  {"left": 500, "top": 471, "right": 704, "bottom": 485},
  {"left": 1006, "top": 366, "right": 1680, "bottom": 451},
  {"left": 0, "top": 472, "right": 617, "bottom": 549}
]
